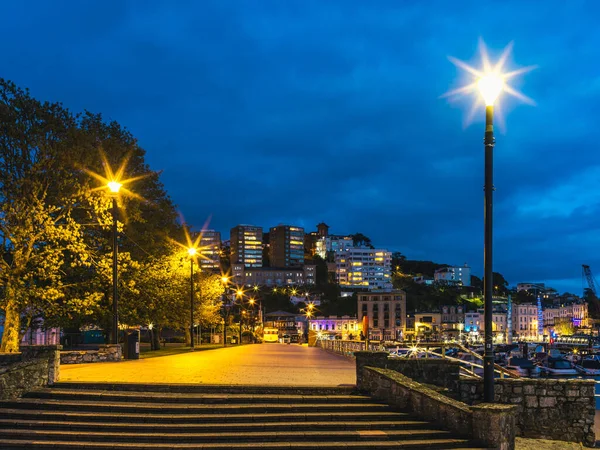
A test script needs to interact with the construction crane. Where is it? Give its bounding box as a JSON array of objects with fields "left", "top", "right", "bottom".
[{"left": 582, "top": 264, "right": 598, "bottom": 297}]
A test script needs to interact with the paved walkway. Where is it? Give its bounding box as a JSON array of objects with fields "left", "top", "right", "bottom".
[{"left": 59, "top": 343, "right": 356, "bottom": 386}]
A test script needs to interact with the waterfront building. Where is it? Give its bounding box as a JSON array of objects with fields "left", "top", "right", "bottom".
[
  {"left": 357, "top": 290, "right": 406, "bottom": 341},
  {"left": 513, "top": 303, "right": 538, "bottom": 339},
  {"left": 269, "top": 225, "right": 304, "bottom": 267},
  {"left": 199, "top": 230, "right": 221, "bottom": 271},
  {"left": 441, "top": 305, "right": 465, "bottom": 337},
  {"left": 309, "top": 315, "right": 360, "bottom": 340},
  {"left": 434, "top": 264, "right": 471, "bottom": 286},
  {"left": 264, "top": 310, "right": 302, "bottom": 341},
  {"left": 414, "top": 313, "right": 442, "bottom": 338},
  {"left": 230, "top": 225, "right": 263, "bottom": 268},
  {"left": 316, "top": 236, "right": 354, "bottom": 259},
  {"left": 335, "top": 248, "right": 392, "bottom": 291}
]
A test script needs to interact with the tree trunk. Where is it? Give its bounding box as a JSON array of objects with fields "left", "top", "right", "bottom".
[
  {"left": 184, "top": 328, "right": 191, "bottom": 347},
  {"left": 151, "top": 327, "right": 161, "bottom": 351},
  {"left": 0, "top": 295, "right": 21, "bottom": 353}
]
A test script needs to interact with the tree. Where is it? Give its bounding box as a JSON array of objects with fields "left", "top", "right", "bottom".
[
  {"left": 350, "top": 233, "right": 374, "bottom": 249},
  {"left": 0, "top": 79, "right": 103, "bottom": 352}
]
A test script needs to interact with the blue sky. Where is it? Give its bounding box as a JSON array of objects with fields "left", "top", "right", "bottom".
[{"left": 2, "top": 0, "right": 599, "bottom": 294}]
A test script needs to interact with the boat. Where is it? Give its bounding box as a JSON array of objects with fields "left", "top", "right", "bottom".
[
  {"left": 456, "top": 352, "right": 484, "bottom": 376},
  {"left": 505, "top": 357, "right": 540, "bottom": 378},
  {"left": 575, "top": 355, "right": 600, "bottom": 376},
  {"left": 540, "top": 357, "right": 578, "bottom": 376}
]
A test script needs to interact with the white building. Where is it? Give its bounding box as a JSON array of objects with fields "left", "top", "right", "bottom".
[
  {"left": 434, "top": 264, "right": 471, "bottom": 286},
  {"left": 514, "top": 303, "right": 538, "bottom": 339},
  {"left": 335, "top": 248, "right": 392, "bottom": 291},
  {"left": 516, "top": 283, "right": 545, "bottom": 292},
  {"left": 315, "top": 236, "right": 354, "bottom": 259},
  {"left": 310, "top": 315, "right": 360, "bottom": 340}
]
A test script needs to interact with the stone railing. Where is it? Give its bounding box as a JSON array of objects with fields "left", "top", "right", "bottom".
[
  {"left": 0, "top": 345, "right": 61, "bottom": 400},
  {"left": 362, "top": 366, "right": 516, "bottom": 450},
  {"left": 355, "top": 351, "right": 460, "bottom": 390},
  {"left": 458, "top": 377, "right": 595, "bottom": 446},
  {"left": 355, "top": 351, "right": 596, "bottom": 447},
  {"left": 60, "top": 344, "right": 122, "bottom": 364}
]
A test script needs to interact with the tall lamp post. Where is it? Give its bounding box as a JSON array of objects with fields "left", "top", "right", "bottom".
[
  {"left": 478, "top": 75, "right": 503, "bottom": 403},
  {"left": 221, "top": 276, "right": 230, "bottom": 347},
  {"left": 188, "top": 247, "right": 197, "bottom": 351},
  {"left": 445, "top": 41, "right": 535, "bottom": 403},
  {"left": 236, "top": 289, "right": 244, "bottom": 345},
  {"left": 107, "top": 181, "right": 122, "bottom": 345}
]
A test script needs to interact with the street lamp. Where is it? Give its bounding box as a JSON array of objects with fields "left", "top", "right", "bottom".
[
  {"left": 107, "top": 181, "right": 122, "bottom": 345},
  {"left": 188, "top": 247, "right": 197, "bottom": 350},
  {"left": 236, "top": 289, "right": 244, "bottom": 344},
  {"left": 220, "top": 276, "right": 230, "bottom": 347},
  {"left": 445, "top": 41, "right": 535, "bottom": 404},
  {"left": 478, "top": 74, "right": 503, "bottom": 403}
]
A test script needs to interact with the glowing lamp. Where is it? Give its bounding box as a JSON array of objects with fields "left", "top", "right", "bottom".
[
  {"left": 188, "top": 247, "right": 197, "bottom": 256},
  {"left": 221, "top": 276, "right": 229, "bottom": 284},
  {"left": 477, "top": 74, "right": 504, "bottom": 106},
  {"left": 107, "top": 181, "right": 122, "bottom": 193}
]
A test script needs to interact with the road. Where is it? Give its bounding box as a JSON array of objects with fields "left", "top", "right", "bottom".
[{"left": 59, "top": 343, "right": 356, "bottom": 386}]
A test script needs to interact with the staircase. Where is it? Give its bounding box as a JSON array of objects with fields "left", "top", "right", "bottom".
[{"left": 0, "top": 382, "right": 487, "bottom": 449}]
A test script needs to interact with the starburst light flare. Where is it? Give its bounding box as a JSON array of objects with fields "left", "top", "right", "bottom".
[{"left": 442, "top": 39, "right": 536, "bottom": 125}]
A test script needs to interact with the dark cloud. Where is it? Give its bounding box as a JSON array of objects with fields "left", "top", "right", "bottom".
[{"left": 2, "top": 0, "right": 600, "bottom": 293}]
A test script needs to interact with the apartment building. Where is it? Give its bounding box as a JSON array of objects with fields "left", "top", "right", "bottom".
[
  {"left": 269, "top": 225, "right": 304, "bottom": 267},
  {"left": 335, "top": 248, "right": 392, "bottom": 291},
  {"left": 357, "top": 290, "right": 406, "bottom": 341},
  {"left": 230, "top": 225, "right": 263, "bottom": 268},
  {"left": 434, "top": 264, "right": 471, "bottom": 286},
  {"left": 199, "top": 230, "right": 221, "bottom": 271}
]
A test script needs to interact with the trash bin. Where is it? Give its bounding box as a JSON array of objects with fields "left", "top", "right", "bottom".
[{"left": 124, "top": 330, "right": 140, "bottom": 360}]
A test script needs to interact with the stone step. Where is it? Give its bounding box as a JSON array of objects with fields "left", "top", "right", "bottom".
[
  {"left": 0, "top": 398, "right": 389, "bottom": 414},
  {"left": 0, "top": 438, "right": 486, "bottom": 449},
  {"left": 0, "top": 428, "right": 457, "bottom": 443},
  {"left": 26, "top": 388, "right": 373, "bottom": 404},
  {"left": 0, "top": 418, "right": 434, "bottom": 433},
  {"left": 52, "top": 382, "right": 356, "bottom": 395},
  {"left": 0, "top": 408, "right": 409, "bottom": 424}
]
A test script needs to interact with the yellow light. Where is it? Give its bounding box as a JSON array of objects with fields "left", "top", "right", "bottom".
[
  {"left": 188, "top": 247, "right": 197, "bottom": 256},
  {"left": 107, "top": 181, "right": 122, "bottom": 193},
  {"left": 291, "top": 289, "right": 297, "bottom": 295},
  {"left": 249, "top": 298, "right": 255, "bottom": 305},
  {"left": 221, "top": 276, "right": 230, "bottom": 284},
  {"left": 236, "top": 289, "right": 244, "bottom": 297},
  {"left": 477, "top": 74, "right": 504, "bottom": 106},
  {"left": 307, "top": 303, "right": 314, "bottom": 310},
  {"left": 253, "top": 285, "right": 259, "bottom": 291}
]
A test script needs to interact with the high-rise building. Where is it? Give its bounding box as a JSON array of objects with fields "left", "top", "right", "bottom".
[
  {"left": 269, "top": 225, "right": 304, "bottom": 268},
  {"left": 199, "top": 230, "right": 221, "bottom": 271},
  {"left": 230, "top": 225, "right": 263, "bottom": 268},
  {"left": 335, "top": 248, "right": 392, "bottom": 291}
]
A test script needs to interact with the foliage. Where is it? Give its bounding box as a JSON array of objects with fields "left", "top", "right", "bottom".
[
  {"left": 0, "top": 78, "right": 181, "bottom": 351},
  {"left": 350, "top": 233, "right": 374, "bottom": 249},
  {"left": 554, "top": 320, "right": 574, "bottom": 336}
]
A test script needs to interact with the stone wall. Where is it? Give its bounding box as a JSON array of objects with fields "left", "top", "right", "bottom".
[
  {"left": 362, "top": 366, "right": 517, "bottom": 450},
  {"left": 60, "top": 344, "right": 122, "bottom": 364},
  {"left": 0, "top": 345, "right": 61, "bottom": 400},
  {"left": 354, "top": 351, "right": 460, "bottom": 390},
  {"left": 458, "top": 377, "right": 595, "bottom": 446}
]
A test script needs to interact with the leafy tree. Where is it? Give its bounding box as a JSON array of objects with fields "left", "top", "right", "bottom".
[
  {"left": 0, "top": 79, "right": 104, "bottom": 352},
  {"left": 350, "top": 233, "right": 374, "bottom": 249},
  {"left": 554, "top": 320, "right": 574, "bottom": 336}
]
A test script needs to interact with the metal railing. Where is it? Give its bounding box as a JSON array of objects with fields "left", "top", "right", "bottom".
[{"left": 316, "top": 339, "right": 520, "bottom": 379}]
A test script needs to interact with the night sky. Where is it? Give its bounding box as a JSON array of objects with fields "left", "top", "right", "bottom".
[{"left": 2, "top": 1, "right": 599, "bottom": 294}]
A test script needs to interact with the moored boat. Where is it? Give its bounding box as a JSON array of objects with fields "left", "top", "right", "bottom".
[
  {"left": 505, "top": 357, "right": 541, "bottom": 377},
  {"left": 540, "top": 357, "right": 578, "bottom": 376},
  {"left": 575, "top": 355, "right": 600, "bottom": 376}
]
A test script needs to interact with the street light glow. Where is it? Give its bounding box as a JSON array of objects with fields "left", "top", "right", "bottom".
[
  {"left": 442, "top": 40, "right": 536, "bottom": 125},
  {"left": 188, "top": 247, "right": 197, "bottom": 256},
  {"left": 221, "top": 276, "right": 230, "bottom": 284},
  {"left": 477, "top": 74, "right": 503, "bottom": 106},
  {"left": 107, "top": 181, "right": 122, "bottom": 193}
]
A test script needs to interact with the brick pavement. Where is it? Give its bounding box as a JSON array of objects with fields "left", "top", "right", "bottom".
[{"left": 59, "top": 343, "right": 356, "bottom": 386}]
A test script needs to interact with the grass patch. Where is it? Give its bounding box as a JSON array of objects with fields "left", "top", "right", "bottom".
[{"left": 139, "top": 344, "right": 223, "bottom": 359}]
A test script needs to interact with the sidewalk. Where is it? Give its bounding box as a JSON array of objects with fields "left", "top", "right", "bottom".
[{"left": 516, "top": 438, "right": 584, "bottom": 449}]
